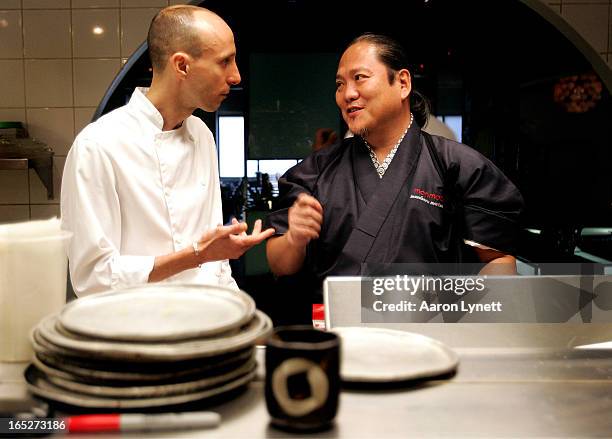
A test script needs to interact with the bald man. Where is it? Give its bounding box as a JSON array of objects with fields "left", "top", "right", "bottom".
[{"left": 61, "top": 6, "right": 274, "bottom": 296}]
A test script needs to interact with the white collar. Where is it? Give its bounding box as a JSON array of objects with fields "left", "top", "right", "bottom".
[{"left": 129, "top": 87, "right": 191, "bottom": 137}]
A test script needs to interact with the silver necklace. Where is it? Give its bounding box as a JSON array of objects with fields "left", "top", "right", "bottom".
[{"left": 363, "top": 112, "right": 413, "bottom": 178}]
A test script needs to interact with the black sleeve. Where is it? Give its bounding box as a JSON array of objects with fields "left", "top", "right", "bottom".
[
  {"left": 264, "top": 141, "right": 347, "bottom": 235},
  {"left": 264, "top": 154, "right": 320, "bottom": 235},
  {"left": 442, "top": 139, "right": 524, "bottom": 254}
]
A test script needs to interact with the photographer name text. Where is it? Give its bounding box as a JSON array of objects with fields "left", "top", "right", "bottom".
[{"left": 372, "top": 300, "right": 503, "bottom": 313}]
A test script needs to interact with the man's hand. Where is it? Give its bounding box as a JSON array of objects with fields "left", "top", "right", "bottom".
[
  {"left": 197, "top": 219, "right": 275, "bottom": 262},
  {"left": 286, "top": 193, "right": 324, "bottom": 249},
  {"left": 149, "top": 220, "right": 274, "bottom": 283},
  {"left": 266, "top": 194, "right": 323, "bottom": 276}
]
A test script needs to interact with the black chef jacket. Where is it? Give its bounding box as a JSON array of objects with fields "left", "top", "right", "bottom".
[{"left": 265, "top": 125, "right": 524, "bottom": 303}]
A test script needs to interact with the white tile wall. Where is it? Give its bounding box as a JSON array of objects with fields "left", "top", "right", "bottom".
[
  {"left": 0, "top": 60, "right": 25, "bottom": 107},
  {"left": 0, "top": 170, "right": 29, "bottom": 204},
  {"left": 30, "top": 204, "right": 60, "bottom": 220},
  {"left": 72, "top": 0, "right": 120, "bottom": 7},
  {"left": 0, "top": 108, "right": 26, "bottom": 124},
  {"left": 0, "top": 0, "right": 22, "bottom": 9},
  {"left": 72, "top": 9, "right": 120, "bottom": 58},
  {"left": 0, "top": 10, "right": 23, "bottom": 58},
  {"left": 0, "top": 205, "right": 30, "bottom": 224},
  {"left": 23, "top": 9, "right": 71, "bottom": 58},
  {"left": 26, "top": 108, "right": 74, "bottom": 155},
  {"left": 121, "top": 0, "right": 166, "bottom": 7},
  {"left": 22, "top": 0, "right": 70, "bottom": 8},
  {"left": 73, "top": 107, "right": 96, "bottom": 137},
  {"left": 563, "top": 4, "right": 610, "bottom": 53},
  {"left": 24, "top": 59, "right": 73, "bottom": 107},
  {"left": 120, "top": 7, "right": 159, "bottom": 58},
  {"left": 0, "top": 0, "right": 610, "bottom": 223},
  {"left": 73, "top": 58, "right": 121, "bottom": 106}
]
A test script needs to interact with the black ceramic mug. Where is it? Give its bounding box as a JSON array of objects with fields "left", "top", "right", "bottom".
[{"left": 265, "top": 326, "right": 340, "bottom": 431}]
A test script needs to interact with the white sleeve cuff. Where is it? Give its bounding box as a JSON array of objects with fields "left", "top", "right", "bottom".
[
  {"left": 218, "top": 260, "right": 239, "bottom": 290},
  {"left": 110, "top": 255, "right": 155, "bottom": 289}
]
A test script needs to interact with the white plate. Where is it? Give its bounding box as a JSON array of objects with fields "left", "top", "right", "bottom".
[
  {"left": 34, "top": 310, "right": 272, "bottom": 361},
  {"left": 331, "top": 327, "right": 459, "bottom": 383},
  {"left": 33, "top": 348, "right": 253, "bottom": 382},
  {"left": 59, "top": 284, "right": 255, "bottom": 342},
  {"left": 37, "top": 359, "right": 256, "bottom": 398},
  {"left": 25, "top": 365, "right": 256, "bottom": 409}
]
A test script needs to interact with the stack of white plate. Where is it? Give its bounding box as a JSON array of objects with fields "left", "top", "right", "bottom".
[{"left": 26, "top": 284, "right": 272, "bottom": 409}]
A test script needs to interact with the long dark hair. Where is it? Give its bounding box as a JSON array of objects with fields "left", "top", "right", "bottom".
[{"left": 349, "top": 33, "right": 430, "bottom": 128}]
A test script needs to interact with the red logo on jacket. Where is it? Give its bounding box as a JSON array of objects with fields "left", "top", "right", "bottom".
[
  {"left": 410, "top": 188, "right": 445, "bottom": 208},
  {"left": 412, "top": 188, "right": 444, "bottom": 202}
]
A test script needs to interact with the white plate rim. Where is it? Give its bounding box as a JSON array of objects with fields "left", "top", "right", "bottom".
[
  {"left": 33, "top": 348, "right": 254, "bottom": 382},
  {"left": 58, "top": 284, "right": 255, "bottom": 342},
  {"left": 34, "top": 310, "right": 272, "bottom": 361},
  {"left": 39, "top": 359, "right": 257, "bottom": 398},
  {"left": 25, "top": 365, "right": 256, "bottom": 409}
]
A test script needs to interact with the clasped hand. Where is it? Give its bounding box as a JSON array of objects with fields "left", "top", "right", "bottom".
[
  {"left": 286, "top": 193, "right": 323, "bottom": 248},
  {"left": 196, "top": 218, "right": 275, "bottom": 262}
]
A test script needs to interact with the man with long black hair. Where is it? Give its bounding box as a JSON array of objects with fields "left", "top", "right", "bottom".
[{"left": 265, "top": 33, "right": 523, "bottom": 303}]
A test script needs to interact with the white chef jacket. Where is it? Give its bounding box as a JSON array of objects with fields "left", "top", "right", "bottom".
[{"left": 61, "top": 87, "right": 237, "bottom": 296}]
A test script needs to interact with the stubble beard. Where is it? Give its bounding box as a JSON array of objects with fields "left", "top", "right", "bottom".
[{"left": 358, "top": 127, "right": 369, "bottom": 141}]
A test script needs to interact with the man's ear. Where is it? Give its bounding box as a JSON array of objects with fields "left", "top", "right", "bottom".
[
  {"left": 169, "top": 52, "right": 190, "bottom": 79},
  {"left": 398, "top": 69, "right": 412, "bottom": 100}
]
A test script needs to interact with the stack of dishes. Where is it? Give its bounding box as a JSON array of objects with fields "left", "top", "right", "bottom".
[{"left": 26, "top": 284, "right": 272, "bottom": 409}]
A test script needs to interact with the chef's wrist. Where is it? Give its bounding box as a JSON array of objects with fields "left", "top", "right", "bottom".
[
  {"left": 285, "top": 231, "right": 307, "bottom": 253},
  {"left": 192, "top": 241, "right": 204, "bottom": 268}
]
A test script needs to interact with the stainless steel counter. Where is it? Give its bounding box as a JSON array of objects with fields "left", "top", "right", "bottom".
[{"left": 3, "top": 346, "right": 612, "bottom": 438}]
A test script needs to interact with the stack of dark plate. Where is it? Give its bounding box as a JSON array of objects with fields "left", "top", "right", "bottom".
[{"left": 25, "top": 284, "right": 272, "bottom": 409}]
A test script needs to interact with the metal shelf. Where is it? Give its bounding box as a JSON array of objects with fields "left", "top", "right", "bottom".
[{"left": 0, "top": 147, "right": 54, "bottom": 200}]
